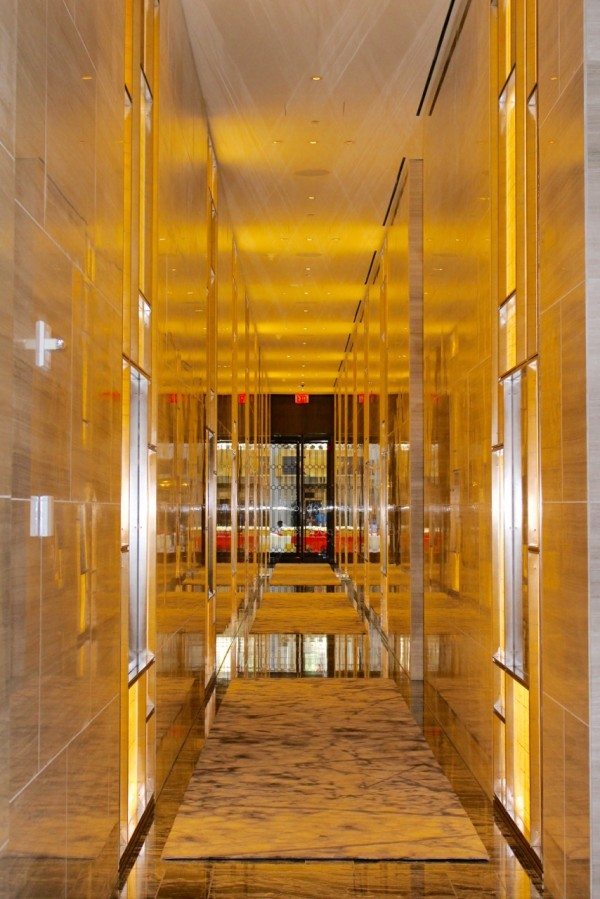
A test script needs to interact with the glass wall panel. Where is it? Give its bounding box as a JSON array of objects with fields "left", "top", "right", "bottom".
[
  {"left": 129, "top": 369, "right": 150, "bottom": 676},
  {"left": 302, "top": 441, "right": 328, "bottom": 557},
  {"left": 502, "top": 370, "right": 525, "bottom": 676},
  {"left": 216, "top": 437, "right": 233, "bottom": 563},
  {"left": 499, "top": 293, "right": 517, "bottom": 374},
  {"left": 269, "top": 442, "right": 299, "bottom": 556},
  {"left": 499, "top": 70, "right": 517, "bottom": 303}
]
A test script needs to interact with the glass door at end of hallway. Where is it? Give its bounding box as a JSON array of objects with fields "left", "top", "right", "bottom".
[{"left": 269, "top": 439, "right": 330, "bottom": 562}]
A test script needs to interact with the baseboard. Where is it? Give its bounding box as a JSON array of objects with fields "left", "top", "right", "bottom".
[
  {"left": 493, "top": 796, "right": 543, "bottom": 880},
  {"left": 118, "top": 795, "right": 155, "bottom": 889}
]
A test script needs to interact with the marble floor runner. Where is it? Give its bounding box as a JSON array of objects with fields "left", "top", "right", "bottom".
[
  {"left": 269, "top": 570, "right": 341, "bottom": 586},
  {"left": 163, "top": 679, "right": 488, "bottom": 862},
  {"left": 157, "top": 591, "right": 241, "bottom": 633},
  {"left": 251, "top": 592, "right": 365, "bottom": 635}
]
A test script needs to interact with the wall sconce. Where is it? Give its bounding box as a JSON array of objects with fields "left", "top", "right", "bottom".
[
  {"left": 22, "top": 320, "right": 65, "bottom": 370},
  {"left": 30, "top": 495, "right": 54, "bottom": 537}
]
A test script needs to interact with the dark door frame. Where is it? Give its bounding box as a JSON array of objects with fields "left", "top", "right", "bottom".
[{"left": 270, "top": 433, "right": 333, "bottom": 564}]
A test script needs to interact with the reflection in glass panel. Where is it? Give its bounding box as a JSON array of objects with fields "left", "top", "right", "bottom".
[
  {"left": 499, "top": 293, "right": 517, "bottom": 374},
  {"left": 506, "top": 677, "right": 531, "bottom": 838},
  {"left": 206, "top": 428, "right": 216, "bottom": 600},
  {"left": 526, "top": 362, "right": 539, "bottom": 547},
  {"left": 269, "top": 442, "right": 298, "bottom": 555},
  {"left": 237, "top": 439, "right": 247, "bottom": 564},
  {"left": 492, "top": 448, "right": 505, "bottom": 659},
  {"left": 139, "top": 70, "right": 153, "bottom": 296},
  {"left": 367, "top": 442, "right": 380, "bottom": 560},
  {"left": 241, "top": 634, "right": 375, "bottom": 677},
  {"left": 302, "top": 441, "right": 328, "bottom": 557},
  {"left": 500, "top": 69, "right": 517, "bottom": 300},
  {"left": 217, "top": 440, "right": 233, "bottom": 561},
  {"left": 138, "top": 295, "right": 151, "bottom": 374},
  {"left": 526, "top": 89, "right": 539, "bottom": 354},
  {"left": 129, "top": 369, "right": 149, "bottom": 675},
  {"left": 499, "top": 0, "right": 515, "bottom": 85},
  {"left": 502, "top": 370, "right": 526, "bottom": 676}
]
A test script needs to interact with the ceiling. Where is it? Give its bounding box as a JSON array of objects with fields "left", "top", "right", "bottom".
[{"left": 181, "top": 0, "right": 451, "bottom": 393}]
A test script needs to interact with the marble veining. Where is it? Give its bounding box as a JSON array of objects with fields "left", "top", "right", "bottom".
[
  {"left": 162, "top": 678, "right": 488, "bottom": 862},
  {"left": 269, "top": 564, "right": 341, "bottom": 587},
  {"left": 251, "top": 591, "right": 366, "bottom": 635}
]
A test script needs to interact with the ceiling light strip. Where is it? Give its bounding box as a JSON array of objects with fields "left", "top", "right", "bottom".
[
  {"left": 426, "top": 0, "right": 474, "bottom": 117},
  {"left": 363, "top": 251, "right": 377, "bottom": 286},
  {"left": 415, "top": 0, "right": 459, "bottom": 116},
  {"left": 382, "top": 157, "right": 406, "bottom": 227}
]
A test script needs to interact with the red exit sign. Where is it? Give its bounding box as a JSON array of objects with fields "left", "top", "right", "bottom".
[{"left": 295, "top": 393, "right": 310, "bottom": 405}]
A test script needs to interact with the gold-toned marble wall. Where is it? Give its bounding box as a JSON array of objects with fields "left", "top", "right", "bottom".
[
  {"left": 539, "top": 0, "right": 589, "bottom": 894},
  {"left": 152, "top": 0, "right": 267, "bottom": 798},
  {"left": 154, "top": 0, "right": 209, "bottom": 795},
  {"left": 422, "top": 0, "right": 493, "bottom": 794},
  {"left": 2, "top": 0, "right": 125, "bottom": 894},
  {"left": 584, "top": 3, "right": 600, "bottom": 894},
  {"left": 381, "top": 163, "right": 422, "bottom": 677}
]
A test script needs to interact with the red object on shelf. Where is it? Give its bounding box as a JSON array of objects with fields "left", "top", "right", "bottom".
[
  {"left": 294, "top": 393, "right": 309, "bottom": 404},
  {"left": 305, "top": 533, "right": 327, "bottom": 553},
  {"left": 216, "top": 532, "right": 231, "bottom": 552},
  {"left": 238, "top": 393, "right": 247, "bottom": 404}
]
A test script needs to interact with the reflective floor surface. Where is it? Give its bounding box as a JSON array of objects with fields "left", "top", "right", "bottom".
[{"left": 120, "top": 574, "right": 549, "bottom": 898}]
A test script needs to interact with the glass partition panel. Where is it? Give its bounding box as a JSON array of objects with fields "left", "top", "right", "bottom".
[
  {"left": 129, "top": 368, "right": 150, "bottom": 676},
  {"left": 269, "top": 442, "right": 299, "bottom": 556},
  {"left": 302, "top": 441, "right": 328, "bottom": 558}
]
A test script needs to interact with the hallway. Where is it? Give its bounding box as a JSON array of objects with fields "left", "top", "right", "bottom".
[{"left": 1, "top": 0, "right": 599, "bottom": 895}]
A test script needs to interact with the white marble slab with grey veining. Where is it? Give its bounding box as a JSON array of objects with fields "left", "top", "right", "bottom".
[{"left": 163, "top": 679, "right": 488, "bottom": 862}]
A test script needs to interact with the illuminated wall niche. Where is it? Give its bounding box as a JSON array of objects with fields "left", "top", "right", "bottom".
[
  {"left": 121, "top": 0, "right": 159, "bottom": 848},
  {"left": 492, "top": 0, "right": 541, "bottom": 855}
]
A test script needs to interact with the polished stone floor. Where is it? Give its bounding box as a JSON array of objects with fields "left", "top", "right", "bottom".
[
  {"left": 120, "top": 570, "right": 548, "bottom": 898},
  {"left": 251, "top": 591, "right": 366, "bottom": 635},
  {"left": 163, "top": 679, "right": 487, "bottom": 862}
]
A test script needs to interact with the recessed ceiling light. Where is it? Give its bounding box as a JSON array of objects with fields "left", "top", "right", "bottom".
[
  {"left": 308, "top": 195, "right": 315, "bottom": 200},
  {"left": 311, "top": 74, "right": 323, "bottom": 81},
  {"left": 309, "top": 140, "right": 318, "bottom": 145},
  {"left": 305, "top": 267, "right": 311, "bottom": 271},
  {"left": 273, "top": 139, "right": 282, "bottom": 144},
  {"left": 306, "top": 237, "right": 313, "bottom": 242}
]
